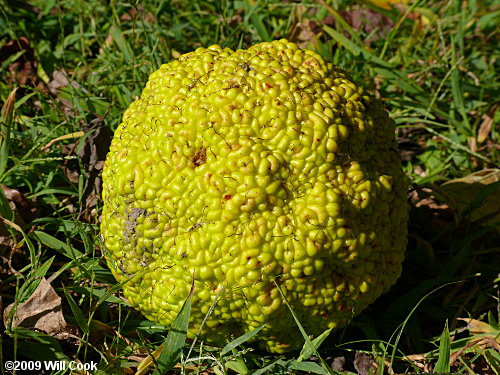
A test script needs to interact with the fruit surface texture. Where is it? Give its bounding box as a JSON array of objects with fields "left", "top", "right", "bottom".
[{"left": 101, "top": 39, "right": 408, "bottom": 352}]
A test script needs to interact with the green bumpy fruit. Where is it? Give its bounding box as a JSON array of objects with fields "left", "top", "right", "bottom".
[{"left": 101, "top": 39, "right": 408, "bottom": 353}]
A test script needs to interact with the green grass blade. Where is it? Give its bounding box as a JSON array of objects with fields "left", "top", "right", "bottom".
[
  {"left": 250, "top": 13, "right": 271, "bottom": 42},
  {"left": 372, "top": 67, "right": 425, "bottom": 95},
  {"left": 450, "top": 39, "right": 470, "bottom": 133},
  {"left": 462, "top": 180, "right": 500, "bottom": 219},
  {"left": 319, "top": 0, "right": 363, "bottom": 46},
  {"left": 225, "top": 358, "right": 249, "bottom": 374},
  {"left": 323, "top": 25, "right": 393, "bottom": 69},
  {"left": 488, "top": 310, "right": 499, "bottom": 330},
  {"left": 1, "top": 214, "right": 37, "bottom": 267},
  {"left": 28, "top": 188, "right": 78, "bottom": 198},
  {"left": 72, "top": 286, "right": 127, "bottom": 305},
  {"left": 298, "top": 328, "right": 333, "bottom": 361},
  {"left": 220, "top": 324, "right": 266, "bottom": 356},
  {"left": 17, "top": 257, "right": 55, "bottom": 302},
  {"left": 422, "top": 125, "right": 491, "bottom": 163},
  {"left": 109, "top": 24, "right": 133, "bottom": 63},
  {"left": 62, "top": 284, "right": 90, "bottom": 335},
  {"left": 383, "top": 280, "right": 462, "bottom": 373},
  {"left": 484, "top": 349, "right": 500, "bottom": 375},
  {"left": 323, "top": 25, "right": 363, "bottom": 57},
  {"left": 378, "top": 0, "right": 422, "bottom": 60},
  {"left": 152, "top": 286, "right": 194, "bottom": 375},
  {"left": 434, "top": 320, "right": 451, "bottom": 373},
  {"left": 10, "top": 327, "right": 70, "bottom": 362},
  {"left": 32, "top": 230, "right": 84, "bottom": 260},
  {"left": 274, "top": 280, "right": 338, "bottom": 375},
  {"left": 0, "top": 185, "right": 14, "bottom": 221},
  {"left": 252, "top": 358, "right": 287, "bottom": 375},
  {"left": 0, "top": 88, "right": 17, "bottom": 178},
  {"left": 289, "top": 361, "right": 329, "bottom": 374},
  {"left": 95, "top": 278, "right": 134, "bottom": 307}
]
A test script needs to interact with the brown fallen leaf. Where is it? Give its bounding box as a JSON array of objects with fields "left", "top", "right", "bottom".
[
  {"left": 0, "top": 37, "right": 38, "bottom": 85},
  {"left": 439, "top": 169, "right": 500, "bottom": 228},
  {"left": 119, "top": 3, "right": 156, "bottom": 23},
  {"left": 289, "top": 19, "right": 322, "bottom": 49},
  {"left": 215, "top": 8, "right": 243, "bottom": 29},
  {"left": 340, "top": 5, "right": 394, "bottom": 43},
  {"left": 76, "top": 119, "right": 113, "bottom": 221},
  {"left": 3, "top": 278, "right": 77, "bottom": 341},
  {"left": 289, "top": 5, "right": 322, "bottom": 49},
  {"left": 449, "top": 337, "right": 500, "bottom": 368},
  {"left": 477, "top": 103, "right": 498, "bottom": 144},
  {"left": 0, "top": 185, "right": 39, "bottom": 273},
  {"left": 404, "top": 353, "right": 427, "bottom": 370},
  {"left": 364, "top": 0, "right": 409, "bottom": 10},
  {"left": 46, "top": 69, "right": 82, "bottom": 116},
  {"left": 330, "top": 356, "right": 346, "bottom": 372},
  {"left": 2, "top": 185, "right": 39, "bottom": 224},
  {"left": 354, "top": 351, "right": 378, "bottom": 375},
  {"left": 458, "top": 318, "right": 500, "bottom": 340},
  {"left": 42, "top": 131, "right": 84, "bottom": 152}
]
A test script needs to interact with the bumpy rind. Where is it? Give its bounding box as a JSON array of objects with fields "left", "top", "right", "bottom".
[{"left": 101, "top": 39, "right": 408, "bottom": 353}]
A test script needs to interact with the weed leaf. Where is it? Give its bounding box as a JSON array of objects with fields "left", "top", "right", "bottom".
[
  {"left": 32, "top": 230, "right": 84, "bottom": 260},
  {"left": 220, "top": 324, "right": 265, "bottom": 355},
  {"left": 434, "top": 320, "right": 451, "bottom": 373},
  {"left": 289, "top": 360, "right": 330, "bottom": 374},
  {"left": 152, "top": 286, "right": 194, "bottom": 375},
  {"left": 225, "top": 359, "right": 249, "bottom": 374},
  {"left": 252, "top": 358, "right": 287, "bottom": 375},
  {"left": 298, "top": 328, "right": 333, "bottom": 362},
  {"left": 62, "top": 284, "right": 89, "bottom": 335},
  {"left": 274, "top": 280, "right": 338, "bottom": 375},
  {"left": 17, "top": 257, "right": 54, "bottom": 302}
]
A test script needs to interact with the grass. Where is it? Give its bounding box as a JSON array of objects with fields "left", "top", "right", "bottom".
[{"left": 1, "top": 0, "right": 499, "bottom": 374}]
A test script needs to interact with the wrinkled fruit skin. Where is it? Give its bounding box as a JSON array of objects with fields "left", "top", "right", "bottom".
[{"left": 101, "top": 39, "right": 408, "bottom": 353}]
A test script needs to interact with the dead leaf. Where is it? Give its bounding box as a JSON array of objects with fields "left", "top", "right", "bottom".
[
  {"left": 48, "top": 69, "right": 80, "bottom": 94},
  {"left": 339, "top": 5, "right": 394, "bottom": 43},
  {"left": 397, "top": 137, "right": 424, "bottom": 162},
  {"left": 0, "top": 37, "right": 38, "bottom": 85},
  {"left": 409, "top": 187, "right": 456, "bottom": 242},
  {"left": 120, "top": 4, "right": 156, "bottom": 23},
  {"left": 353, "top": 351, "right": 378, "bottom": 375},
  {"left": 330, "top": 356, "right": 346, "bottom": 372},
  {"left": 0, "top": 185, "right": 39, "bottom": 263},
  {"left": 456, "top": 317, "right": 500, "bottom": 362},
  {"left": 136, "top": 343, "right": 169, "bottom": 375},
  {"left": 0, "top": 223, "right": 15, "bottom": 255},
  {"left": 46, "top": 69, "right": 82, "bottom": 115},
  {"left": 405, "top": 353, "right": 427, "bottom": 370},
  {"left": 75, "top": 119, "right": 113, "bottom": 221},
  {"left": 449, "top": 337, "right": 500, "bottom": 370},
  {"left": 412, "top": 165, "right": 427, "bottom": 178},
  {"left": 458, "top": 318, "right": 498, "bottom": 337},
  {"left": 289, "top": 5, "right": 322, "bottom": 49},
  {"left": 42, "top": 131, "right": 85, "bottom": 151},
  {"left": 365, "top": 0, "right": 409, "bottom": 10},
  {"left": 215, "top": 9, "right": 243, "bottom": 28},
  {"left": 1, "top": 87, "right": 18, "bottom": 126},
  {"left": 289, "top": 19, "right": 322, "bottom": 48},
  {"left": 477, "top": 104, "right": 498, "bottom": 144},
  {"left": 439, "top": 169, "right": 500, "bottom": 228},
  {"left": 3, "top": 278, "right": 76, "bottom": 340},
  {"left": 2, "top": 185, "right": 39, "bottom": 224}
]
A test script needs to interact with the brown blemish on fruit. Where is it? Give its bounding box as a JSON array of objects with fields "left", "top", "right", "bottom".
[
  {"left": 193, "top": 147, "right": 207, "bottom": 167},
  {"left": 123, "top": 208, "right": 146, "bottom": 242}
]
